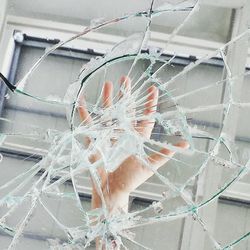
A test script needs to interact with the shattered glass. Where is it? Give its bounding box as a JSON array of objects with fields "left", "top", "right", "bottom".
[{"left": 0, "top": 0, "right": 250, "bottom": 249}]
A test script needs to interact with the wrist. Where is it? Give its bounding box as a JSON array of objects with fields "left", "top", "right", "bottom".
[{"left": 92, "top": 188, "right": 130, "bottom": 214}]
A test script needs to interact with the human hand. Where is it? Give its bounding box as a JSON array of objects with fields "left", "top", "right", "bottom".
[{"left": 78, "top": 76, "right": 189, "bottom": 214}]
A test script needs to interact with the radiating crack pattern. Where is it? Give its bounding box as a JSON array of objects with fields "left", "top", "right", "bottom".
[{"left": 0, "top": 0, "right": 250, "bottom": 249}]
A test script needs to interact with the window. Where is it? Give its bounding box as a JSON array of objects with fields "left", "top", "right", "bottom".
[{"left": 0, "top": 2, "right": 250, "bottom": 247}]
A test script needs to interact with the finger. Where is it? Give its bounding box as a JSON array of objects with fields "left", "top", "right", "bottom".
[
  {"left": 78, "top": 95, "right": 92, "bottom": 124},
  {"left": 102, "top": 81, "right": 113, "bottom": 108},
  {"left": 148, "top": 141, "right": 189, "bottom": 168},
  {"left": 77, "top": 95, "right": 93, "bottom": 147},
  {"left": 136, "top": 86, "right": 159, "bottom": 137},
  {"left": 118, "top": 76, "right": 131, "bottom": 99},
  {"left": 118, "top": 76, "right": 136, "bottom": 128},
  {"left": 144, "top": 85, "right": 159, "bottom": 116}
]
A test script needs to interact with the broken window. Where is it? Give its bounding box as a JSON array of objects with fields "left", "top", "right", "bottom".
[{"left": 0, "top": 0, "right": 250, "bottom": 249}]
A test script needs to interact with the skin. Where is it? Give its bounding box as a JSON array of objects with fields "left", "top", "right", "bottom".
[{"left": 78, "top": 76, "right": 189, "bottom": 247}]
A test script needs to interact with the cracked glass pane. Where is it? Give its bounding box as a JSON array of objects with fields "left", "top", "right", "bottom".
[{"left": 0, "top": 0, "right": 250, "bottom": 249}]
